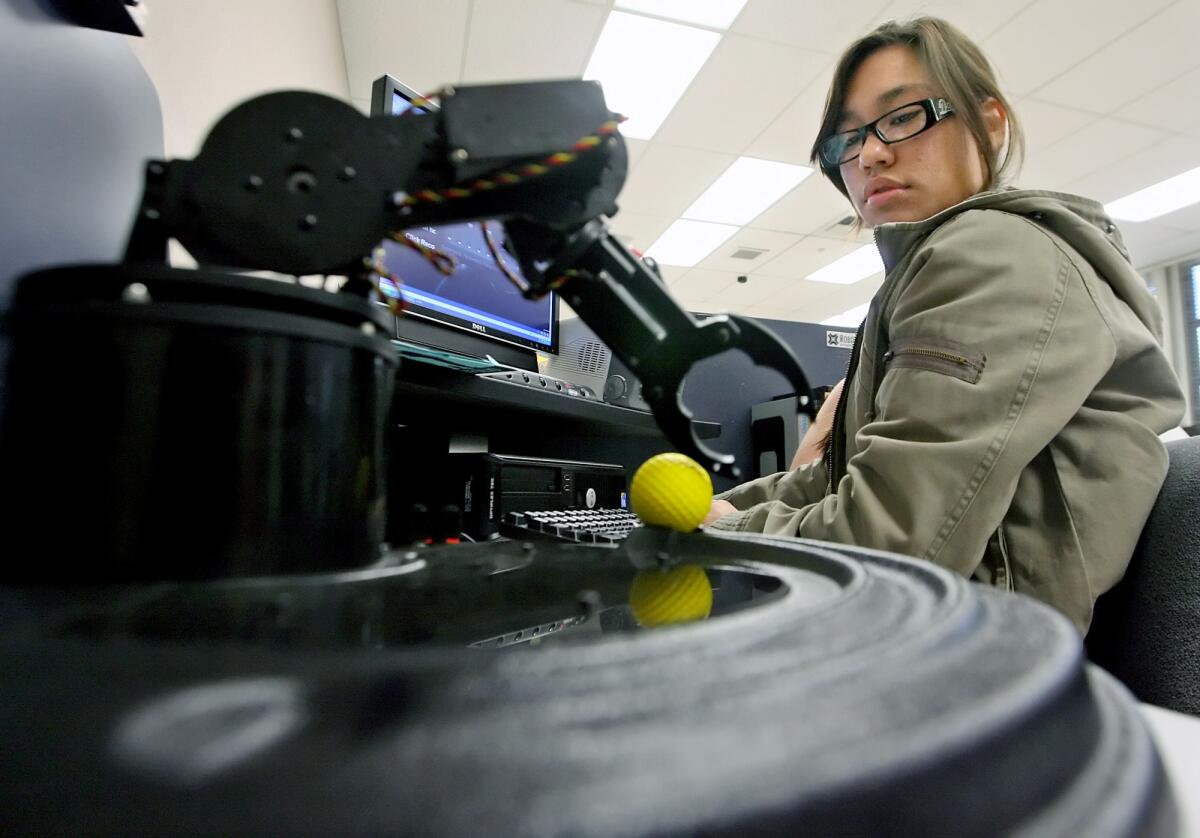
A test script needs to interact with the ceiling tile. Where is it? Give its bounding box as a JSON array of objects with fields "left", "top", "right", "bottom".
[
  {"left": 337, "top": 0, "right": 469, "bottom": 97},
  {"left": 982, "top": 0, "right": 1177, "bottom": 97},
  {"left": 462, "top": 0, "right": 607, "bottom": 83},
  {"left": 1144, "top": 200, "right": 1200, "bottom": 234},
  {"left": 792, "top": 277, "right": 885, "bottom": 323},
  {"left": 1066, "top": 136, "right": 1200, "bottom": 204},
  {"left": 657, "top": 265, "right": 689, "bottom": 285},
  {"left": 742, "top": 71, "right": 834, "bottom": 165},
  {"left": 1016, "top": 98, "right": 1099, "bottom": 154},
  {"left": 697, "top": 229, "right": 803, "bottom": 272},
  {"left": 718, "top": 274, "right": 801, "bottom": 310},
  {"left": 1016, "top": 118, "right": 1168, "bottom": 191},
  {"left": 746, "top": 177, "right": 855, "bottom": 236},
  {"left": 1119, "top": 221, "right": 1200, "bottom": 268},
  {"left": 653, "top": 35, "right": 829, "bottom": 153},
  {"left": 870, "top": 0, "right": 1033, "bottom": 43},
  {"left": 1125, "top": 228, "right": 1200, "bottom": 270},
  {"left": 616, "top": 143, "right": 735, "bottom": 218},
  {"left": 667, "top": 267, "right": 740, "bottom": 306},
  {"left": 1114, "top": 65, "right": 1200, "bottom": 134},
  {"left": 752, "top": 235, "right": 865, "bottom": 280},
  {"left": 604, "top": 210, "right": 675, "bottom": 252},
  {"left": 731, "top": 0, "right": 894, "bottom": 53},
  {"left": 1031, "top": 2, "right": 1200, "bottom": 112},
  {"left": 623, "top": 137, "right": 649, "bottom": 174}
]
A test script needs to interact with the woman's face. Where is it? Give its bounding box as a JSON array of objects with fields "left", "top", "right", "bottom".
[{"left": 837, "top": 44, "right": 1001, "bottom": 227}]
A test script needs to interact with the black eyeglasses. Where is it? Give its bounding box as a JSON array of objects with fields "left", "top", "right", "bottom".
[{"left": 818, "top": 98, "right": 954, "bottom": 167}]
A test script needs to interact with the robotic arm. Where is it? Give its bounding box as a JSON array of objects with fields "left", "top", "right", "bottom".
[{"left": 124, "top": 80, "right": 814, "bottom": 478}]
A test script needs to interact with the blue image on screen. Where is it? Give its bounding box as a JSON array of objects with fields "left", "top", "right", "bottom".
[{"left": 381, "top": 223, "right": 555, "bottom": 348}]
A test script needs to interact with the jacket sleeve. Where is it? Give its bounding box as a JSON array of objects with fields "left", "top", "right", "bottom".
[
  {"left": 712, "top": 456, "right": 828, "bottom": 510},
  {"left": 707, "top": 211, "right": 1116, "bottom": 577}
]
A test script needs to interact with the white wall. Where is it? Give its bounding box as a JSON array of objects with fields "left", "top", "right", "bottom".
[{"left": 130, "top": 0, "right": 351, "bottom": 158}]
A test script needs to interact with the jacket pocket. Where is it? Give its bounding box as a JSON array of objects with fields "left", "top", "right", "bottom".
[{"left": 884, "top": 337, "right": 986, "bottom": 384}]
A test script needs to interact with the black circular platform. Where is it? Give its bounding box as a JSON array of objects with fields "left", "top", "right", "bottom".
[{"left": 0, "top": 532, "right": 1178, "bottom": 836}]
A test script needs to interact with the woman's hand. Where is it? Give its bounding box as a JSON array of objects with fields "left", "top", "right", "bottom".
[
  {"left": 703, "top": 499, "right": 739, "bottom": 527},
  {"left": 789, "top": 378, "right": 845, "bottom": 470}
]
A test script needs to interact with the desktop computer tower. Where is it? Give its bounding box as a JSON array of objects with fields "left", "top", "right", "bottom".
[{"left": 445, "top": 454, "right": 626, "bottom": 540}]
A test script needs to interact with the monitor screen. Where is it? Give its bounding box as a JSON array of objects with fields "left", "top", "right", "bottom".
[{"left": 370, "top": 75, "right": 559, "bottom": 355}]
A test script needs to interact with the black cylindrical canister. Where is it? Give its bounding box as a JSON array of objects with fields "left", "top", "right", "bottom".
[{"left": 0, "top": 264, "right": 397, "bottom": 582}]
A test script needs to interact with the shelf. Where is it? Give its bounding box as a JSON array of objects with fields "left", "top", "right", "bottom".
[{"left": 391, "top": 361, "right": 721, "bottom": 440}]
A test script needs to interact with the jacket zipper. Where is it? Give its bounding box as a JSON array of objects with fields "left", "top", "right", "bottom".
[
  {"left": 825, "top": 319, "right": 864, "bottom": 492},
  {"left": 995, "top": 525, "right": 1014, "bottom": 592},
  {"left": 882, "top": 346, "right": 984, "bottom": 370}
]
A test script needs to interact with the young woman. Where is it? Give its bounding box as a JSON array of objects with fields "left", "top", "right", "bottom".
[{"left": 703, "top": 17, "right": 1185, "bottom": 634}]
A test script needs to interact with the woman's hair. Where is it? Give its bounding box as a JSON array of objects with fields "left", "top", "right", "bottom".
[{"left": 810, "top": 17, "right": 1024, "bottom": 204}]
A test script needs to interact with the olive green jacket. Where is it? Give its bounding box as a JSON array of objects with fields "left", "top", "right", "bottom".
[{"left": 709, "top": 189, "right": 1186, "bottom": 633}]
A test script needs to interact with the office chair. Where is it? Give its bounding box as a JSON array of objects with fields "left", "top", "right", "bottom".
[{"left": 1087, "top": 435, "right": 1200, "bottom": 716}]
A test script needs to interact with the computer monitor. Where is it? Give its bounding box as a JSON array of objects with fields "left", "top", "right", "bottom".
[{"left": 370, "top": 74, "right": 559, "bottom": 358}]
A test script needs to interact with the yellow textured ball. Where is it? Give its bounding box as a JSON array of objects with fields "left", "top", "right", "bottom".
[
  {"left": 630, "top": 453, "right": 713, "bottom": 532},
  {"left": 629, "top": 565, "right": 713, "bottom": 627}
]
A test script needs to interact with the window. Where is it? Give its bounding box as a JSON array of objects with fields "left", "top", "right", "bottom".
[{"left": 1187, "top": 262, "right": 1200, "bottom": 418}]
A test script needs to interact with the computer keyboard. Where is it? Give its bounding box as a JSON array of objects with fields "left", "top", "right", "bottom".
[{"left": 501, "top": 508, "right": 641, "bottom": 544}]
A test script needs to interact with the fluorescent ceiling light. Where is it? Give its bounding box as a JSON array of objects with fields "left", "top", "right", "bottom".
[
  {"left": 645, "top": 219, "right": 739, "bottom": 267},
  {"left": 821, "top": 302, "right": 870, "bottom": 327},
  {"left": 683, "top": 157, "right": 813, "bottom": 225},
  {"left": 805, "top": 244, "right": 883, "bottom": 284},
  {"left": 584, "top": 11, "right": 721, "bottom": 140},
  {"left": 614, "top": 0, "right": 749, "bottom": 29},
  {"left": 1104, "top": 165, "right": 1200, "bottom": 222}
]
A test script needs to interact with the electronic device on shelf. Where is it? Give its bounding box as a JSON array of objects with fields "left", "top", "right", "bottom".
[
  {"left": 476, "top": 367, "right": 598, "bottom": 400},
  {"left": 542, "top": 315, "right": 612, "bottom": 394},
  {"left": 371, "top": 74, "right": 559, "bottom": 358},
  {"left": 501, "top": 507, "right": 641, "bottom": 544}
]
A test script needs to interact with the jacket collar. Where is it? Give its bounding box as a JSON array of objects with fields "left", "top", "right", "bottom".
[
  {"left": 869, "top": 187, "right": 1162, "bottom": 339},
  {"left": 872, "top": 188, "right": 1119, "bottom": 273}
]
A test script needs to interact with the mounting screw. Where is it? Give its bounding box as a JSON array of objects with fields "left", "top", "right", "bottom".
[
  {"left": 121, "top": 282, "right": 151, "bottom": 303},
  {"left": 715, "top": 326, "right": 731, "bottom": 344},
  {"left": 245, "top": 175, "right": 264, "bottom": 191},
  {"left": 360, "top": 322, "right": 376, "bottom": 336},
  {"left": 450, "top": 148, "right": 469, "bottom": 163},
  {"left": 577, "top": 589, "right": 602, "bottom": 618},
  {"left": 299, "top": 214, "right": 318, "bottom": 231},
  {"left": 142, "top": 207, "right": 160, "bottom": 220},
  {"left": 286, "top": 127, "right": 304, "bottom": 142},
  {"left": 147, "top": 162, "right": 165, "bottom": 176},
  {"left": 338, "top": 166, "right": 357, "bottom": 181},
  {"left": 442, "top": 86, "right": 456, "bottom": 97},
  {"left": 737, "top": 275, "right": 748, "bottom": 284}
]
